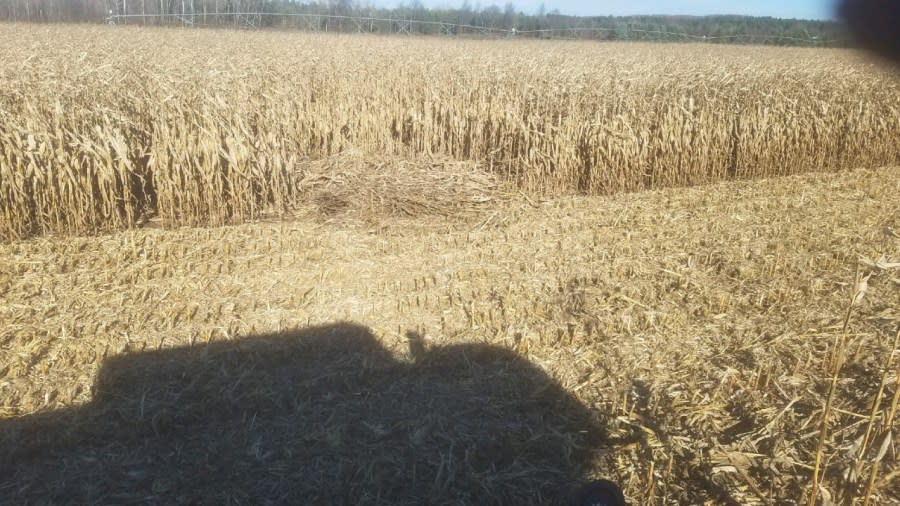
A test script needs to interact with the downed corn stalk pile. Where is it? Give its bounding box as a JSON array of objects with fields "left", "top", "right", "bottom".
[{"left": 295, "top": 152, "right": 504, "bottom": 220}]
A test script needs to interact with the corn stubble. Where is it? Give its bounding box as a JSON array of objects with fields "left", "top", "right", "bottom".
[
  {"left": 1, "top": 168, "right": 898, "bottom": 503},
  {"left": 1, "top": 25, "right": 898, "bottom": 239}
]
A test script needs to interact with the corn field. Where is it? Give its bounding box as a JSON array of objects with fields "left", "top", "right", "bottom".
[{"left": 1, "top": 24, "right": 898, "bottom": 239}]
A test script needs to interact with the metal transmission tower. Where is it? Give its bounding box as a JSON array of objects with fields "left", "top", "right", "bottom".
[
  {"left": 107, "top": 0, "right": 126, "bottom": 23},
  {"left": 233, "top": 12, "right": 260, "bottom": 29}
]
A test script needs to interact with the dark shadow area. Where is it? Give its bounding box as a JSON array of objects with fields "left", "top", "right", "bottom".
[
  {"left": 840, "top": 0, "right": 900, "bottom": 64},
  {"left": 0, "top": 323, "right": 607, "bottom": 505}
]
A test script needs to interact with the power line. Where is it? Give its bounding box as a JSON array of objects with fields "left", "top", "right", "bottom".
[{"left": 105, "top": 12, "right": 847, "bottom": 45}]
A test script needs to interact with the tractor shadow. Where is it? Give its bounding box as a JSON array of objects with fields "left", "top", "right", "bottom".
[{"left": 1, "top": 323, "right": 608, "bottom": 505}]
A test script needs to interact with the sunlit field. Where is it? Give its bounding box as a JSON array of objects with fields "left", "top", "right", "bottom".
[{"left": 1, "top": 24, "right": 899, "bottom": 504}]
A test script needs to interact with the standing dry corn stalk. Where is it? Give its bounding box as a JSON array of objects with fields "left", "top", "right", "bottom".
[{"left": 1, "top": 25, "right": 898, "bottom": 238}]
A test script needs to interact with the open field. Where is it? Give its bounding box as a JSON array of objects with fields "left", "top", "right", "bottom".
[
  {"left": 1, "top": 22, "right": 899, "bottom": 505},
  {"left": 1, "top": 24, "right": 898, "bottom": 239},
  {"left": 2, "top": 166, "right": 899, "bottom": 503}
]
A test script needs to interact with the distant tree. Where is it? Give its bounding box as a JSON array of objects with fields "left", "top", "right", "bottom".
[{"left": 0, "top": 0, "right": 851, "bottom": 47}]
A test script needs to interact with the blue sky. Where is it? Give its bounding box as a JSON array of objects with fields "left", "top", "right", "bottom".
[{"left": 376, "top": 1, "right": 838, "bottom": 20}]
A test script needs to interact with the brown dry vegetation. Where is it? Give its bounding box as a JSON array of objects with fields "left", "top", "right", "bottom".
[
  {"left": 1, "top": 24, "right": 899, "bottom": 240},
  {"left": 1, "top": 22, "right": 899, "bottom": 505},
  {"left": 1, "top": 165, "right": 899, "bottom": 503}
]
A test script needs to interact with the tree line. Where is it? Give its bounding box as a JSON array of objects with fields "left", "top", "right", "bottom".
[{"left": 0, "top": 0, "right": 849, "bottom": 46}]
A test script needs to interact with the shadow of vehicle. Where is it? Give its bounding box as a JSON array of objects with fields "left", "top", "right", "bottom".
[{"left": 1, "top": 323, "right": 607, "bottom": 505}]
